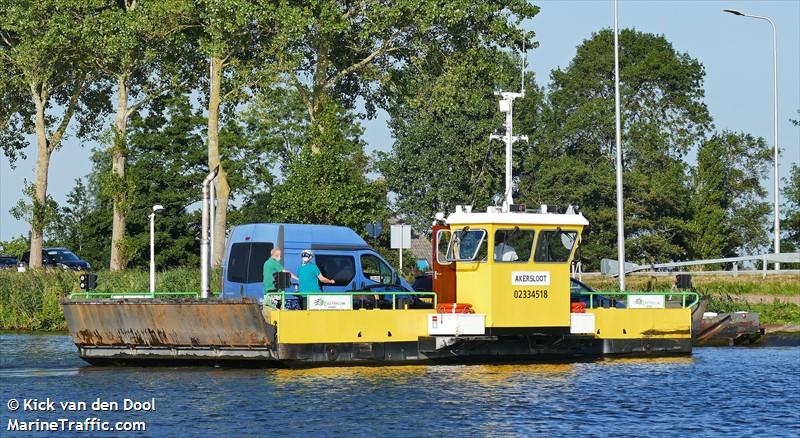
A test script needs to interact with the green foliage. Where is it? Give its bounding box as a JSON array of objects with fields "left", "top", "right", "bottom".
[
  {"left": 0, "top": 268, "right": 222, "bottom": 331},
  {"left": 379, "top": 48, "right": 543, "bottom": 233},
  {"left": 688, "top": 132, "right": 771, "bottom": 260},
  {"left": 46, "top": 178, "right": 94, "bottom": 254},
  {"left": 0, "top": 235, "right": 29, "bottom": 257},
  {"left": 704, "top": 295, "right": 800, "bottom": 326},
  {"left": 263, "top": 100, "right": 387, "bottom": 233},
  {"left": 88, "top": 93, "right": 209, "bottom": 269},
  {"left": 0, "top": 269, "right": 76, "bottom": 331},
  {"left": 783, "top": 163, "right": 800, "bottom": 251},
  {"left": 520, "top": 29, "right": 712, "bottom": 268},
  {"left": 0, "top": 0, "right": 111, "bottom": 143},
  {"left": 272, "top": 0, "right": 538, "bottom": 124},
  {"left": 10, "top": 180, "right": 59, "bottom": 237}
]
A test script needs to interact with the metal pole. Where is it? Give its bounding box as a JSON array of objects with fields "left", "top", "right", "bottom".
[
  {"left": 149, "top": 213, "right": 155, "bottom": 294},
  {"left": 201, "top": 167, "right": 219, "bottom": 299},
  {"left": 399, "top": 226, "right": 404, "bottom": 275},
  {"left": 210, "top": 180, "right": 215, "bottom": 266},
  {"left": 505, "top": 105, "right": 514, "bottom": 208},
  {"left": 769, "top": 18, "right": 780, "bottom": 270},
  {"left": 613, "top": 0, "right": 626, "bottom": 292},
  {"left": 723, "top": 10, "right": 781, "bottom": 269}
]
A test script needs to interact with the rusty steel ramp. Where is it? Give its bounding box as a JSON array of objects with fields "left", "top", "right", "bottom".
[{"left": 61, "top": 298, "right": 279, "bottom": 366}]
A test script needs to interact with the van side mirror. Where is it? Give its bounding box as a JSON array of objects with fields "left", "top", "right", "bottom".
[{"left": 391, "top": 271, "right": 398, "bottom": 285}]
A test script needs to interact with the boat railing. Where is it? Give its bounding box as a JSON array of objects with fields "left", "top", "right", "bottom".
[
  {"left": 68, "top": 291, "right": 200, "bottom": 299},
  {"left": 264, "top": 291, "right": 438, "bottom": 310},
  {"left": 579, "top": 290, "right": 699, "bottom": 309}
]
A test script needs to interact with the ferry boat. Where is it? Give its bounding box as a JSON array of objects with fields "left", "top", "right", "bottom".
[{"left": 60, "top": 70, "right": 697, "bottom": 367}]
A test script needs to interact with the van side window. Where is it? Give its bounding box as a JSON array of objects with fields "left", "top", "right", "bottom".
[
  {"left": 227, "top": 242, "right": 274, "bottom": 283},
  {"left": 247, "top": 243, "right": 273, "bottom": 283},
  {"left": 361, "top": 254, "right": 393, "bottom": 284},
  {"left": 315, "top": 255, "right": 356, "bottom": 286}
]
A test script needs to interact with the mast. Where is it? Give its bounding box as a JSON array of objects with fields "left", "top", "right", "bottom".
[{"left": 490, "top": 47, "right": 528, "bottom": 212}]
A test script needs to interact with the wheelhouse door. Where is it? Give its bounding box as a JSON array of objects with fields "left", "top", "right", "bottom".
[{"left": 432, "top": 225, "right": 456, "bottom": 304}]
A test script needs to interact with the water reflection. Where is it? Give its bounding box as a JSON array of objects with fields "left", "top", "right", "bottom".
[
  {"left": 599, "top": 355, "right": 695, "bottom": 366},
  {"left": 2, "top": 334, "right": 798, "bottom": 437},
  {"left": 0, "top": 367, "right": 80, "bottom": 378}
]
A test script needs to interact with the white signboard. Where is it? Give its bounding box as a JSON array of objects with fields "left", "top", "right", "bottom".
[
  {"left": 628, "top": 294, "right": 665, "bottom": 309},
  {"left": 570, "top": 313, "right": 596, "bottom": 334},
  {"left": 390, "top": 224, "right": 412, "bottom": 249},
  {"left": 308, "top": 294, "right": 352, "bottom": 310},
  {"left": 511, "top": 271, "right": 550, "bottom": 286}
]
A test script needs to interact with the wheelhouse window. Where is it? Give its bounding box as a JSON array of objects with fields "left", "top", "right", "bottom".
[
  {"left": 436, "top": 229, "right": 453, "bottom": 265},
  {"left": 534, "top": 230, "right": 578, "bottom": 263},
  {"left": 494, "top": 228, "right": 535, "bottom": 262},
  {"left": 445, "top": 228, "right": 487, "bottom": 262},
  {"left": 316, "top": 254, "right": 356, "bottom": 286}
]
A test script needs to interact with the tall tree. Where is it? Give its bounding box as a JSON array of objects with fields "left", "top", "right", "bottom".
[
  {"left": 520, "top": 29, "right": 712, "bottom": 267},
  {"left": 688, "top": 132, "right": 771, "bottom": 259},
  {"left": 47, "top": 178, "right": 93, "bottom": 253},
  {"left": 274, "top": 0, "right": 538, "bottom": 152},
  {"left": 786, "top": 112, "right": 800, "bottom": 251},
  {"left": 0, "top": 0, "right": 108, "bottom": 268},
  {"left": 378, "top": 48, "right": 544, "bottom": 233},
  {"left": 78, "top": 92, "right": 270, "bottom": 268},
  {"left": 194, "top": 0, "right": 282, "bottom": 266},
  {"left": 261, "top": 98, "right": 387, "bottom": 232},
  {"left": 88, "top": 0, "right": 192, "bottom": 270}
]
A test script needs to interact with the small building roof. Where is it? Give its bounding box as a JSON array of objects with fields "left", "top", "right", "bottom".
[{"left": 446, "top": 211, "right": 589, "bottom": 227}]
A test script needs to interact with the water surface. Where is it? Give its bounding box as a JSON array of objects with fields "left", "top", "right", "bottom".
[{"left": 1, "top": 333, "right": 798, "bottom": 436}]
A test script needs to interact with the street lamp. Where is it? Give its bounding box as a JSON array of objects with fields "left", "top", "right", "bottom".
[
  {"left": 613, "top": 0, "right": 626, "bottom": 291},
  {"left": 724, "top": 8, "right": 781, "bottom": 269},
  {"left": 149, "top": 204, "right": 165, "bottom": 293}
]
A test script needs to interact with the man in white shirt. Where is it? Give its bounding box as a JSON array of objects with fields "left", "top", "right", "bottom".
[{"left": 494, "top": 234, "right": 518, "bottom": 262}]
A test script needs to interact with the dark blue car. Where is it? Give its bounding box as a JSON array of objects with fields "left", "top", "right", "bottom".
[
  {"left": 570, "top": 278, "right": 626, "bottom": 308},
  {"left": 21, "top": 248, "right": 91, "bottom": 271}
]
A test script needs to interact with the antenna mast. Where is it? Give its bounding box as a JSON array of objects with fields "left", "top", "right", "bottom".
[{"left": 490, "top": 46, "right": 528, "bottom": 212}]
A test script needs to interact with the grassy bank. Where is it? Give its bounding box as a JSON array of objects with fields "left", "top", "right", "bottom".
[{"left": 0, "top": 268, "right": 221, "bottom": 331}]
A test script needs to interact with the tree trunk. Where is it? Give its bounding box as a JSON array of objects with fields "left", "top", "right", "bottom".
[
  {"left": 208, "top": 56, "right": 229, "bottom": 267},
  {"left": 30, "top": 88, "right": 50, "bottom": 269},
  {"left": 109, "top": 74, "right": 129, "bottom": 271}
]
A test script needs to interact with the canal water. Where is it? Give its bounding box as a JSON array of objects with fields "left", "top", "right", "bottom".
[{"left": 1, "top": 333, "right": 798, "bottom": 437}]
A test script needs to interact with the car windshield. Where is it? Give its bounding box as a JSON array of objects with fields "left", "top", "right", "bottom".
[{"left": 47, "top": 250, "right": 79, "bottom": 262}]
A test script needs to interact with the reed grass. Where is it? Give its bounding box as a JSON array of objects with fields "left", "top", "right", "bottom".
[{"left": 0, "top": 268, "right": 221, "bottom": 331}]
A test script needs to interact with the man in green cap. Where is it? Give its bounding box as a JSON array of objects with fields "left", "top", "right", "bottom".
[{"left": 263, "top": 248, "right": 295, "bottom": 306}]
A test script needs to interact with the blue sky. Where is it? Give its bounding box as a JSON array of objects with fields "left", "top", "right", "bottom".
[{"left": 1, "top": 0, "right": 799, "bottom": 241}]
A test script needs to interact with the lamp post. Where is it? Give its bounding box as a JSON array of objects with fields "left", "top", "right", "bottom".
[
  {"left": 613, "top": 0, "right": 626, "bottom": 291},
  {"left": 149, "top": 204, "right": 164, "bottom": 293},
  {"left": 724, "top": 9, "right": 781, "bottom": 269}
]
